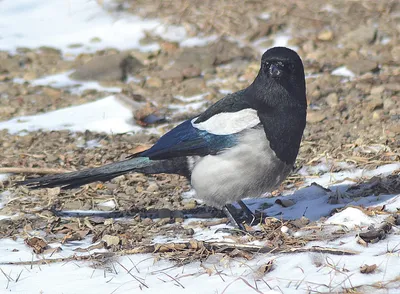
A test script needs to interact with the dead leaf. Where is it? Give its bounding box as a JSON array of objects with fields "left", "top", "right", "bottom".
[
  {"left": 25, "top": 237, "right": 48, "bottom": 254},
  {"left": 258, "top": 260, "right": 274, "bottom": 274},
  {"left": 360, "top": 264, "right": 377, "bottom": 274},
  {"left": 228, "top": 249, "right": 253, "bottom": 260},
  {"left": 154, "top": 243, "right": 186, "bottom": 252},
  {"left": 76, "top": 229, "right": 90, "bottom": 239},
  {"left": 62, "top": 232, "right": 83, "bottom": 243},
  {"left": 189, "top": 239, "right": 204, "bottom": 250}
]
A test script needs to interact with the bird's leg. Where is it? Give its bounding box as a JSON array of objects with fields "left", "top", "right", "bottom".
[{"left": 222, "top": 204, "right": 246, "bottom": 231}]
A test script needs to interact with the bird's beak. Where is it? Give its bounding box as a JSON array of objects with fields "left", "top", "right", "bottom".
[{"left": 269, "top": 64, "right": 283, "bottom": 78}]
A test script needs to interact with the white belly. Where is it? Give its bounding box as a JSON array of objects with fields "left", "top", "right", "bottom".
[{"left": 190, "top": 128, "right": 292, "bottom": 208}]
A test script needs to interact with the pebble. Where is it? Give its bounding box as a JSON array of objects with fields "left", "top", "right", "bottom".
[
  {"left": 280, "top": 226, "right": 291, "bottom": 234},
  {"left": 146, "top": 77, "right": 163, "bottom": 88},
  {"left": 70, "top": 52, "right": 142, "bottom": 81},
  {"left": 181, "top": 78, "right": 206, "bottom": 96},
  {"left": 184, "top": 199, "right": 197, "bottom": 210},
  {"left": 326, "top": 92, "right": 339, "bottom": 107},
  {"left": 158, "top": 68, "right": 184, "bottom": 81},
  {"left": 317, "top": 30, "right": 334, "bottom": 41},
  {"left": 370, "top": 86, "right": 385, "bottom": 95},
  {"left": 146, "top": 182, "right": 159, "bottom": 192},
  {"left": 346, "top": 58, "right": 378, "bottom": 75},
  {"left": 306, "top": 111, "right": 327, "bottom": 123},
  {"left": 340, "top": 25, "right": 376, "bottom": 47},
  {"left": 275, "top": 199, "right": 295, "bottom": 207}
]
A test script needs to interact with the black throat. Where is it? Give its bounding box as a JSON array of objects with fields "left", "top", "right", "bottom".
[
  {"left": 257, "top": 107, "right": 306, "bottom": 164},
  {"left": 245, "top": 75, "right": 307, "bottom": 165}
]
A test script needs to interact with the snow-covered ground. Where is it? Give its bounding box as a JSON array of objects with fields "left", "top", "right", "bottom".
[
  {"left": 0, "top": 164, "right": 399, "bottom": 293},
  {"left": 0, "top": 1, "right": 399, "bottom": 293}
]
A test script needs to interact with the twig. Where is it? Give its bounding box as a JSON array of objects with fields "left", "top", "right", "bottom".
[
  {"left": 222, "top": 277, "right": 263, "bottom": 294},
  {"left": 0, "top": 242, "right": 359, "bottom": 267},
  {"left": 116, "top": 261, "right": 149, "bottom": 289},
  {"left": 0, "top": 167, "right": 72, "bottom": 175}
]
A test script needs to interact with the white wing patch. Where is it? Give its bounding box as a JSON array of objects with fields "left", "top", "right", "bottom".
[{"left": 192, "top": 108, "right": 260, "bottom": 135}]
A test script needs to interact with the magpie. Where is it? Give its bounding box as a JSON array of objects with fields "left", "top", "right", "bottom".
[{"left": 18, "top": 47, "right": 307, "bottom": 229}]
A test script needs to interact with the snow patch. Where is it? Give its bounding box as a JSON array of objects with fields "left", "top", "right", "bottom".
[
  {"left": 326, "top": 207, "right": 384, "bottom": 229},
  {"left": 0, "top": 96, "right": 141, "bottom": 134},
  {"left": 31, "top": 71, "right": 122, "bottom": 94},
  {"left": 332, "top": 66, "right": 355, "bottom": 78},
  {"left": 0, "top": 0, "right": 160, "bottom": 54}
]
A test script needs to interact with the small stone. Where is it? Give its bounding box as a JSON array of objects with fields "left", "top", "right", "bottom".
[
  {"left": 23, "top": 72, "right": 38, "bottom": 80},
  {"left": 145, "top": 77, "right": 163, "bottom": 88},
  {"left": 42, "top": 87, "right": 61, "bottom": 98},
  {"left": 0, "top": 106, "right": 16, "bottom": 116},
  {"left": 367, "top": 96, "right": 383, "bottom": 111},
  {"left": 326, "top": 93, "right": 339, "bottom": 107},
  {"left": 275, "top": 199, "right": 295, "bottom": 207},
  {"left": 347, "top": 59, "right": 378, "bottom": 75},
  {"left": 105, "top": 183, "right": 118, "bottom": 190},
  {"left": 372, "top": 111, "right": 381, "bottom": 120},
  {"left": 70, "top": 52, "right": 142, "bottom": 82},
  {"left": 306, "top": 111, "right": 327, "bottom": 123},
  {"left": 383, "top": 98, "right": 395, "bottom": 110},
  {"left": 63, "top": 200, "right": 85, "bottom": 210},
  {"left": 102, "top": 235, "right": 120, "bottom": 246},
  {"left": 0, "top": 74, "right": 9, "bottom": 81},
  {"left": 391, "top": 46, "right": 400, "bottom": 62},
  {"left": 388, "top": 124, "right": 400, "bottom": 134},
  {"left": 142, "top": 218, "right": 153, "bottom": 225},
  {"left": 317, "top": 30, "right": 334, "bottom": 41},
  {"left": 370, "top": 86, "right": 385, "bottom": 95},
  {"left": 160, "top": 41, "right": 179, "bottom": 53},
  {"left": 384, "top": 84, "right": 400, "bottom": 92},
  {"left": 97, "top": 200, "right": 115, "bottom": 211},
  {"left": 184, "top": 199, "right": 197, "bottom": 210},
  {"left": 340, "top": 25, "right": 376, "bottom": 47},
  {"left": 181, "top": 78, "right": 206, "bottom": 96},
  {"left": 175, "top": 218, "right": 184, "bottom": 223},
  {"left": 157, "top": 68, "right": 183, "bottom": 81},
  {"left": 182, "top": 66, "right": 201, "bottom": 78},
  {"left": 280, "top": 226, "right": 291, "bottom": 234},
  {"left": 146, "top": 182, "right": 159, "bottom": 192}
]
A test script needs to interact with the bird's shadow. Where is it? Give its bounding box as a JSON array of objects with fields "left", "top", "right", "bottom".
[
  {"left": 51, "top": 173, "right": 400, "bottom": 223},
  {"left": 243, "top": 172, "right": 400, "bottom": 222}
]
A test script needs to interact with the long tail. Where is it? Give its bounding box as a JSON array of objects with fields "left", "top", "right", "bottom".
[{"left": 17, "top": 157, "right": 189, "bottom": 190}]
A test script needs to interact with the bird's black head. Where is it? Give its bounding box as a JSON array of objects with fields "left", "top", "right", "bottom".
[
  {"left": 246, "top": 47, "right": 307, "bottom": 165},
  {"left": 254, "top": 47, "right": 306, "bottom": 108}
]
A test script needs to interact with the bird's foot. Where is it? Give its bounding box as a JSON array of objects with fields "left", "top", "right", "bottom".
[{"left": 218, "top": 201, "right": 264, "bottom": 235}]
